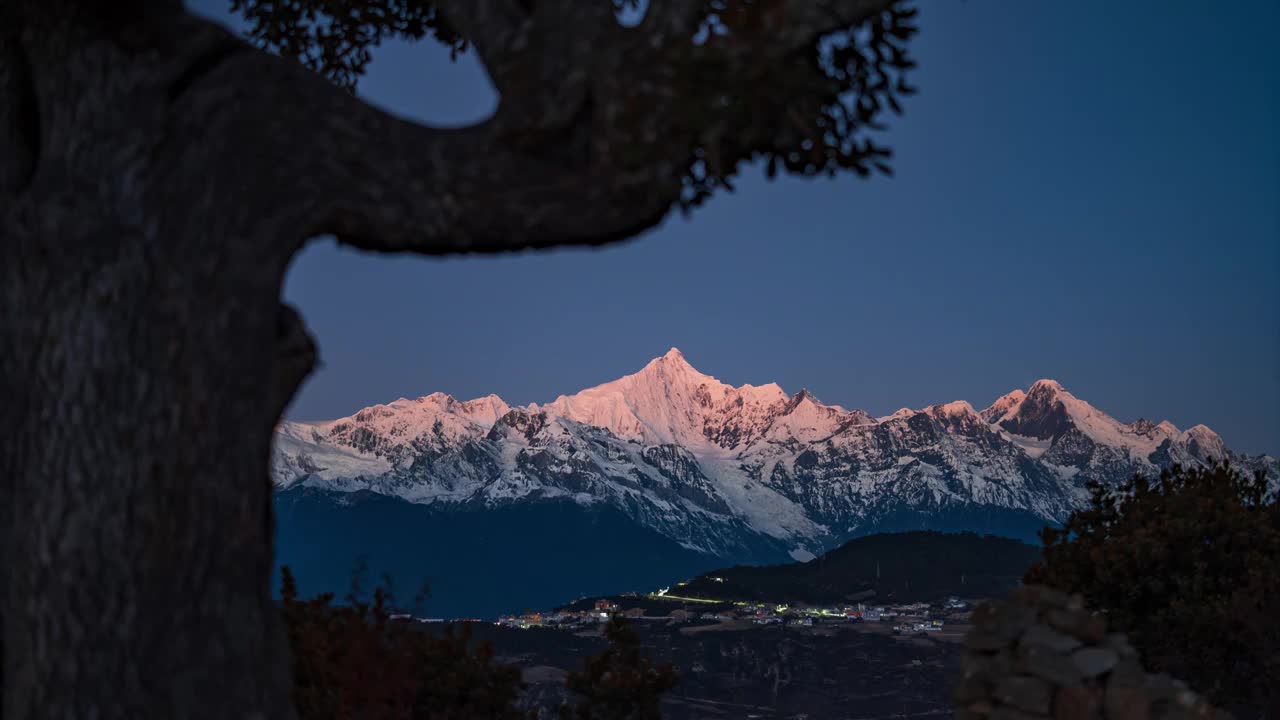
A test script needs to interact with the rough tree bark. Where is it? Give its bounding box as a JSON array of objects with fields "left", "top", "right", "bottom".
[{"left": 0, "top": 0, "right": 909, "bottom": 716}]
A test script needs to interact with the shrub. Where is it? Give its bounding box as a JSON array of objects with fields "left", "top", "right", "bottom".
[
  {"left": 559, "top": 614, "right": 679, "bottom": 720},
  {"left": 1025, "top": 463, "right": 1279, "bottom": 715},
  {"left": 280, "top": 567, "right": 530, "bottom": 719}
]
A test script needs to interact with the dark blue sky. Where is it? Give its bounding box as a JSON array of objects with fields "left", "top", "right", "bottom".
[{"left": 196, "top": 1, "right": 1279, "bottom": 454}]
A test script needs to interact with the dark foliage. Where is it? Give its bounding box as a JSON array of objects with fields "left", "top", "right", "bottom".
[
  {"left": 679, "top": 531, "right": 1040, "bottom": 604},
  {"left": 281, "top": 568, "right": 680, "bottom": 719},
  {"left": 1025, "top": 463, "right": 1280, "bottom": 715},
  {"left": 668, "top": 1, "right": 919, "bottom": 209},
  {"left": 559, "top": 615, "right": 679, "bottom": 720},
  {"left": 228, "top": 0, "right": 919, "bottom": 211},
  {"left": 228, "top": 0, "right": 466, "bottom": 90},
  {"left": 280, "top": 566, "right": 532, "bottom": 719}
]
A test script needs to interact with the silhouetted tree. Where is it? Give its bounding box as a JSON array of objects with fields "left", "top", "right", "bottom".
[
  {"left": 1025, "top": 463, "right": 1280, "bottom": 716},
  {"left": 2, "top": 1, "right": 918, "bottom": 714},
  {"left": 560, "top": 615, "right": 679, "bottom": 720},
  {"left": 280, "top": 566, "right": 531, "bottom": 720}
]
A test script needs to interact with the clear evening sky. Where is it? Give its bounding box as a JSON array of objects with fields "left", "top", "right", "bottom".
[{"left": 194, "top": 1, "right": 1279, "bottom": 455}]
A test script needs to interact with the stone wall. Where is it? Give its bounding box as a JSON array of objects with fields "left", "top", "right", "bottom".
[{"left": 955, "top": 585, "right": 1231, "bottom": 720}]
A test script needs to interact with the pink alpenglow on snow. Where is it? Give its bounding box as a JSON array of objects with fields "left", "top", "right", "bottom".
[{"left": 273, "top": 349, "right": 1278, "bottom": 558}]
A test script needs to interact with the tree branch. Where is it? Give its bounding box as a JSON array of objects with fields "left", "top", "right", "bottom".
[
  {"left": 195, "top": 0, "right": 909, "bottom": 257},
  {"left": 308, "top": 107, "right": 682, "bottom": 254},
  {"left": 431, "top": 1, "right": 528, "bottom": 92}
]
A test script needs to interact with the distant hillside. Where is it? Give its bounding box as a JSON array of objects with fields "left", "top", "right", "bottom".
[
  {"left": 273, "top": 487, "right": 722, "bottom": 619},
  {"left": 677, "top": 531, "right": 1040, "bottom": 604}
]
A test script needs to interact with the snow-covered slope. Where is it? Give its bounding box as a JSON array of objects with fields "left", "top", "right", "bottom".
[{"left": 273, "top": 349, "right": 1278, "bottom": 558}]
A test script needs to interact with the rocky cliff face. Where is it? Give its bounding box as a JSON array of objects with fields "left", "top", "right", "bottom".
[{"left": 272, "top": 348, "right": 1278, "bottom": 560}]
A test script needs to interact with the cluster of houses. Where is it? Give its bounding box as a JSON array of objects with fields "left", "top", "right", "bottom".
[
  {"left": 492, "top": 595, "right": 973, "bottom": 632},
  {"left": 495, "top": 599, "right": 624, "bottom": 630},
  {"left": 718, "top": 598, "right": 965, "bottom": 630},
  {"left": 893, "top": 619, "right": 945, "bottom": 634}
]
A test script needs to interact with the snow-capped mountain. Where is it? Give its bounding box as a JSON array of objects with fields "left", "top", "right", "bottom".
[{"left": 272, "top": 348, "right": 1278, "bottom": 562}]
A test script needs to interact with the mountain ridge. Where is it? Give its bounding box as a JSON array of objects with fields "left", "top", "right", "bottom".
[{"left": 273, "top": 348, "right": 1278, "bottom": 561}]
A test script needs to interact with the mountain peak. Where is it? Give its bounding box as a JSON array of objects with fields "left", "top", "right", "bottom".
[
  {"left": 980, "top": 388, "right": 1026, "bottom": 424},
  {"left": 1185, "top": 423, "right": 1220, "bottom": 437},
  {"left": 647, "top": 346, "right": 688, "bottom": 365},
  {"left": 457, "top": 394, "right": 512, "bottom": 425},
  {"left": 636, "top": 346, "right": 714, "bottom": 383},
  {"left": 1180, "top": 424, "right": 1227, "bottom": 462},
  {"left": 779, "top": 388, "right": 838, "bottom": 416},
  {"left": 540, "top": 347, "right": 732, "bottom": 445},
  {"left": 639, "top": 346, "right": 701, "bottom": 375},
  {"left": 932, "top": 400, "right": 978, "bottom": 416},
  {"left": 880, "top": 407, "right": 916, "bottom": 421},
  {"left": 998, "top": 380, "right": 1076, "bottom": 441},
  {"left": 1029, "top": 379, "right": 1066, "bottom": 395}
]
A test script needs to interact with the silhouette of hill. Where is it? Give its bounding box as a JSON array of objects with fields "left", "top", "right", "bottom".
[{"left": 677, "top": 531, "right": 1040, "bottom": 604}]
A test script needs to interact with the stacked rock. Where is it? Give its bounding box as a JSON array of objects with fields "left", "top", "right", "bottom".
[{"left": 954, "top": 585, "right": 1231, "bottom": 720}]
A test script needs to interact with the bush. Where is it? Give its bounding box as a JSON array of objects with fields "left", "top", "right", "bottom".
[
  {"left": 280, "top": 567, "right": 530, "bottom": 719},
  {"left": 559, "top": 615, "right": 679, "bottom": 720},
  {"left": 1025, "top": 463, "right": 1279, "bottom": 715},
  {"left": 281, "top": 571, "right": 678, "bottom": 719}
]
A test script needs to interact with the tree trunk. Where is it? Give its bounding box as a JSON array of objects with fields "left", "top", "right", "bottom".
[
  {"left": 0, "top": 0, "right": 910, "bottom": 714},
  {"left": 0, "top": 198, "right": 301, "bottom": 717},
  {"left": 0, "top": 7, "right": 321, "bottom": 716}
]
